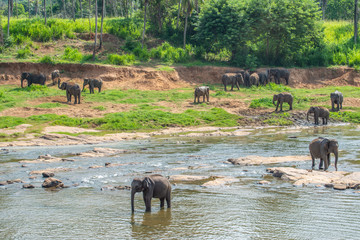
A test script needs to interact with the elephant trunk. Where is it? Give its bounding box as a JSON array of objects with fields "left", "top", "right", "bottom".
[
  {"left": 272, "top": 97, "right": 276, "bottom": 106},
  {"left": 131, "top": 189, "right": 136, "bottom": 212},
  {"left": 307, "top": 110, "right": 310, "bottom": 122},
  {"left": 58, "top": 79, "right": 61, "bottom": 89},
  {"left": 21, "top": 79, "right": 24, "bottom": 88},
  {"left": 334, "top": 149, "right": 339, "bottom": 171}
]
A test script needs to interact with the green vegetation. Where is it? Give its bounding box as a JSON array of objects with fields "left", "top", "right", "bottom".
[
  {"left": 34, "top": 102, "right": 68, "bottom": 108},
  {"left": 0, "top": 116, "right": 25, "bottom": 128},
  {"left": 263, "top": 113, "right": 293, "bottom": 126}
]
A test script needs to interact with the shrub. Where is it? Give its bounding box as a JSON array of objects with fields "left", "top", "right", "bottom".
[
  {"left": 16, "top": 47, "right": 32, "bottom": 59},
  {"left": 62, "top": 47, "right": 83, "bottom": 62},
  {"left": 249, "top": 98, "right": 274, "bottom": 109},
  {"left": 133, "top": 47, "right": 151, "bottom": 61},
  {"left": 150, "top": 42, "right": 192, "bottom": 63},
  {"left": 39, "top": 55, "right": 55, "bottom": 64},
  {"left": 107, "top": 54, "right": 136, "bottom": 65}
]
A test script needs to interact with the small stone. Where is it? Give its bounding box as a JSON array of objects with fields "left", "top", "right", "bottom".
[
  {"left": 23, "top": 184, "right": 35, "bottom": 189},
  {"left": 29, "top": 176, "right": 37, "bottom": 179},
  {"left": 0, "top": 181, "right": 8, "bottom": 186},
  {"left": 21, "top": 165, "right": 27, "bottom": 168},
  {"left": 333, "top": 184, "right": 347, "bottom": 190},
  {"left": 42, "top": 177, "right": 64, "bottom": 188},
  {"left": 324, "top": 183, "right": 334, "bottom": 188},
  {"left": 6, "top": 180, "right": 14, "bottom": 184},
  {"left": 42, "top": 172, "right": 55, "bottom": 178},
  {"left": 13, "top": 179, "right": 22, "bottom": 183},
  {"left": 105, "top": 162, "right": 111, "bottom": 167},
  {"left": 258, "top": 180, "right": 271, "bottom": 185}
]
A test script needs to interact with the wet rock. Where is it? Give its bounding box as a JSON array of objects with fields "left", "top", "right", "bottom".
[
  {"left": 0, "top": 181, "right": 8, "bottom": 186},
  {"left": 77, "top": 147, "right": 128, "bottom": 158},
  {"left": 258, "top": 180, "right": 271, "bottom": 185},
  {"left": 23, "top": 184, "right": 35, "bottom": 189},
  {"left": 201, "top": 176, "right": 238, "bottom": 187},
  {"left": 349, "top": 183, "right": 360, "bottom": 189},
  {"left": 21, "top": 155, "right": 76, "bottom": 164},
  {"left": 89, "top": 165, "right": 103, "bottom": 169},
  {"left": 42, "top": 172, "right": 55, "bottom": 178},
  {"left": 169, "top": 175, "right": 212, "bottom": 182},
  {"left": 228, "top": 155, "right": 310, "bottom": 166},
  {"left": 12, "top": 179, "right": 22, "bottom": 183},
  {"left": 38, "top": 154, "right": 52, "bottom": 160},
  {"left": 267, "top": 167, "right": 360, "bottom": 189},
  {"left": 31, "top": 168, "right": 73, "bottom": 175},
  {"left": 0, "top": 148, "right": 9, "bottom": 154},
  {"left": 333, "top": 184, "right": 347, "bottom": 190},
  {"left": 21, "top": 165, "right": 27, "bottom": 168},
  {"left": 101, "top": 185, "right": 131, "bottom": 191},
  {"left": 29, "top": 176, "right": 37, "bottom": 179},
  {"left": 42, "top": 177, "right": 64, "bottom": 188}
]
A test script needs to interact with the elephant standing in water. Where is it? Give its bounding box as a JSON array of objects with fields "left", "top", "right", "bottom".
[
  {"left": 307, "top": 106, "right": 329, "bottom": 125},
  {"left": 330, "top": 90, "right": 343, "bottom": 111},
  {"left": 51, "top": 70, "right": 61, "bottom": 86},
  {"left": 82, "top": 78, "right": 103, "bottom": 93},
  {"left": 131, "top": 174, "right": 171, "bottom": 212},
  {"left": 20, "top": 72, "right": 46, "bottom": 88},
  {"left": 58, "top": 80, "right": 81, "bottom": 104},
  {"left": 273, "top": 92, "right": 293, "bottom": 111},
  {"left": 222, "top": 73, "right": 243, "bottom": 91},
  {"left": 194, "top": 86, "right": 210, "bottom": 103},
  {"left": 309, "top": 137, "right": 339, "bottom": 171}
]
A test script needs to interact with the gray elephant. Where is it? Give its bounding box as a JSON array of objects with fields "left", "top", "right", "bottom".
[
  {"left": 273, "top": 92, "right": 293, "bottom": 111},
  {"left": 309, "top": 137, "right": 339, "bottom": 171},
  {"left": 58, "top": 80, "right": 81, "bottom": 104},
  {"left": 258, "top": 70, "right": 270, "bottom": 86},
  {"left": 20, "top": 72, "right": 46, "bottom": 88},
  {"left": 307, "top": 106, "right": 329, "bottom": 125},
  {"left": 82, "top": 78, "right": 103, "bottom": 94},
  {"left": 269, "top": 69, "right": 290, "bottom": 85},
  {"left": 51, "top": 70, "right": 60, "bottom": 86},
  {"left": 222, "top": 73, "right": 243, "bottom": 91},
  {"left": 194, "top": 86, "right": 209, "bottom": 103},
  {"left": 237, "top": 70, "right": 251, "bottom": 87},
  {"left": 330, "top": 90, "right": 343, "bottom": 111},
  {"left": 131, "top": 174, "right": 171, "bottom": 212},
  {"left": 249, "top": 73, "right": 259, "bottom": 87}
]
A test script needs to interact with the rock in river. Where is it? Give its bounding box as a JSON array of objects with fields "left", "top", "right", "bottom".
[
  {"left": 42, "top": 177, "right": 64, "bottom": 188},
  {"left": 227, "top": 155, "right": 310, "bottom": 166}
]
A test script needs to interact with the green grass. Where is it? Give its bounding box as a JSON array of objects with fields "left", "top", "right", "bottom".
[
  {"left": 93, "top": 106, "right": 107, "bottom": 111},
  {"left": 0, "top": 116, "right": 25, "bottom": 128},
  {"left": 34, "top": 102, "right": 68, "bottom": 108},
  {"left": 263, "top": 112, "right": 293, "bottom": 126},
  {"left": 330, "top": 111, "right": 360, "bottom": 123}
]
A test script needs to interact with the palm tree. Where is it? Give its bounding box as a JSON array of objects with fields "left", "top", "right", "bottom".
[
  {"left": 92, "top": 0, "right": 98, "bottom": 60},
  {"left": 182, "top": 0, "right": 194, "bottom": 49},
  {"left": 141, "top": 0, "right": 149, "bottom": 48},
  {"left": 99, "top": 0, "right": 105, "bottom": 49}
]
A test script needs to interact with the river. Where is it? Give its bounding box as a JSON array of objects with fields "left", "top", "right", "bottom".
[{"left": 0, "top": 125, "right": 359, "bottom": 239}]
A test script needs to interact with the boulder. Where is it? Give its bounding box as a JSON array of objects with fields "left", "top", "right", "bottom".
[
  {"left": 76, "top": 148, "right": 128, "bottom": 158},
  {"left": 258, "top": 180, "right": 271, "bottom": 185},
  {"left": 42, "top": 172, "right": 55, "bottom": 178},
  {"left": 228, "top": 155, "right": 310, "bottom": 166},
  {"left": 23, "top": 184, "right": 35, "bottom": 189},
  {"left": 201, "top": 177, "right": 238, "bottom": 187},
  {"left": 30, "top": 168, "right": 73, "bottom": 175},
  {"left": 168, "top": 175, "right": 212, "bottom": 182},
  {"left": 42, "top": 177, "right": 64, "bottom": 188},
  {"left": 333, "top": 184, "right": 347, "bottom": 190},
  {"left": 0, "top": 181, "right": 8, "bottom": 186}
]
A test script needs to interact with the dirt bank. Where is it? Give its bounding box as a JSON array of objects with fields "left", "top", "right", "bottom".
[{"left": 1, "top": 62, "right": 360, "bottom": 90}]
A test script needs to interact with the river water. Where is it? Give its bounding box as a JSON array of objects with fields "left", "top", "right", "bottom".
[{"left": 0, "top": 125, "right": 359, "bottom": 239}]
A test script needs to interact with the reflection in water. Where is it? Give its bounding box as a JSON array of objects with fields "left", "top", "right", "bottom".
[{"left": 131, "top": 209, "right": 172, "bottom": 238}]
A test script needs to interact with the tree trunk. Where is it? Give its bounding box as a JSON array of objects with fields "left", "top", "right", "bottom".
[
  {"left": 355, "top": 0, "right": 358, "bottom": 44},
  {"left": 79, "top": 0, "right": 83, "bottom": 18},
  {"left": 183, "top": 7, "right": 189, "bottom": 49},
  {"left": 35, "top": 0, "right": 38, "bottom": 17},
  {"left": 63, "top": 0, "right": 66, "bottom": 18},
  {"left": 88, "top": 0, "right": 91, "bottom": 35},
  {"left": 99, "top": 0, "right": 104, "bottom": 49},
  {"left": 72, "top": 0, "right": 75, "bottom": 21},
  {"left": 28, "top": 0, "right": 30, "bottom": 18},
  {"left": 141, "top": 0, "right": 147, "bottom": 49},
  {"left": 176, "top": 0, "right": 181, "bottom": 29},
  {"left": 0, "top": 14, "right": 3, "bottom": 45},
  {"left": 15, "top": 0, "right": 17, "bottom": 18},
  {"left": 92, "top": 0, "right": 98, "bottom": 61},
  {"left": 44, "top": 0, "right": 47, "bottom": 24},
  {"left": 50, "top": 0, "right": 53, "bottom": 17},
  {"left": 7, "top": 0, "right": 10, "bottom": 37},
  {"left": 321, "top": 0, "right": 327, "bottom": 20}
]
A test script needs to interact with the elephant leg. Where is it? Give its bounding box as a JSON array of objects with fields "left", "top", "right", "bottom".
[
  {"left": 224, "top": 84, "right": 227, "bottom": 91},
  {"left": 74, "top": 95, "right": 77, "bottom": 104},
  {"left": 311, "top": 154, "right": 315, "bottom": 170},
  {"left": 285, "top": 76, "right": 289, "bottom": 85},
  {"left": 340, "top": 102, "right": 342, "bottom": 109},
  {"left": 194, "top": 95, "right": 196, "bottom": 103},
  {"left": 230, "top": 82, "right": 234, "bottom": 91},
  {"left": 337, "top": 103, "right": 339, "bottom": 111},
  {"left": 143, "top": 192, "right": 152, "bottom": 212},
  {"left": 166, "top": 191, "right": 171, "bottom": 208},
  {"left": 160, "top": 198, "right": 165, "bottom": 208},
  {"left": 324, "top": 155, "right": 329, "bottom": 171},
  {"left": 322, "top": 118, "right": 325, "bottom": 125},
  {"left": 319, "top": 158, "right": 324, "bottom": 170},
  {"left": 327, "top": 153, "right": 331, "bottom": 167},
  {"left": 331, "top": 101, "right": 334, "bottom": 111},
  {"left": 206, "top": 93, "right": 209, "bottom": 102},
  {"left": 280, "top": 102, "right": 283, "bottom": 112}
]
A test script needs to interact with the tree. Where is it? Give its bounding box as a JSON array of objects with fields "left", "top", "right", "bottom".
[
  {"left": 99, "top": 0, "right": 105, "bottom": 49},
  {"left": 88, "top": 0, "right": 92, "bottom": 35},
  {"left": 7, "top": 0, "right": 11, "bottom": 37},
  {"left": 141, "top": 0, "right": 148, "bottom": 48},
  {"left": 72, "top": 0, "right": 75, "bottom": 21},
  {"left": 44, "top": 0, "right": 46, "bottom": 24},
  {"left": 176, "top": 0, "right": 181, "bottom": 29},
  {"left": 50, "top": 0, "right": 53, "bottom": 17},
  {"left": 355, "top": 0, "right": 358, "bottom": 44},
  {"left": 28, "top": 0, "right": 30, "bottom": 18},
  {"left": 182, "top": 0, "right": 194, "bottom": 49},
  {"left": 79, "top": 0, "right": 83, "bottom": 18},
  {"left": 92, "top": 0, "right": 98, "bottom": 60},
  {"left": 320, "top": 0, "right": 327, "bottom": 19},
  {"left": 63, "top": 0, "right": 66, "bottom": 18},
  {"left": 0, "top": 13, "right": 4, "bottom": 45}
]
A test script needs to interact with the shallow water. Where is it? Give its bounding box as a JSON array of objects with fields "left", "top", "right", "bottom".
[{"left": 1, "top": 125, "right": 360, "bottom": 239}]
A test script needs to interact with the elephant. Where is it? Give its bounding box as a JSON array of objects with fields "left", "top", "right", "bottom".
[
  {"left": 269, "top": 69, "right": 290, "bottom": 85},
  {"left": 237, "top": 70, "right": 251, "bottom": 87},
  {"left": 222, "top": 73, "right": 243, "bottom": 91},
  {"left": 58, "top": 80, "right": 81, "bottom": 104},
  {"left": 194, "top": 86, "right": 209, "bottom": 103},
  {"left": 309, "top": 137, "right": 339, "bottom": 171},
  {"left": 273, "top": 92, "right": 293, "bottom": 111},
  {"left": 131, "top": 174, "right": 171, "bottom": 212},
  {"left": 51, "top": 70, "right": 60, "bottom": 86},
  {"left": 307, "top": 106, "right": 329, "bottom": 125},
  {"left": 249, "top": 73, "right": 259, "bottom": 87},
  {"left": 330, "top": 90, "right": 343, "bottom": 111},
  {"left": 258, "top": 70, "right": 270, "bottom": 86},
  {"left": 82, "top": 78, "right": 103, "bottom": 94},
  {"left": 20, "top": 72, "right": 46, "bottom": 88}
]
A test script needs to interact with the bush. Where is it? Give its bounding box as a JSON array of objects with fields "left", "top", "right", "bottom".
[
  {"left": 107, "top": 54, "right": 136, "bottom": 65},
  {"left": 249, "top": 97, "right": 274, "bottom": 109},
  {"left": 150, "top": 42, "right": 192, "bottom": 63},
  {"left": 16, "top": 47, "right": 32, "bottom": 59},
  {"left": 133, "top": 47, "right": 151, "bottom": 61},
  {"left": 39, "top": 55, "right": 55, "bottom": 64},
  {"left": 62, "top": 47, "right": 83, "bottom": 62}
]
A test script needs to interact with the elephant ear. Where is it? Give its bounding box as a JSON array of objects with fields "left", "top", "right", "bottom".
[
  {"left": 143, "top": 177, "right": 152, "bottom": 190},
  {"left": 321, "top": 138, "right": 330, "bottom": 152}
]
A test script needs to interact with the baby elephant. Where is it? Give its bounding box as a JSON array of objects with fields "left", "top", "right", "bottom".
[
  {"left": 58, "top": 81, "right": 81, "bottom": 104},
  {"left": 194, "top": 86, "right": 210, "bottom": 103},
  {"left": 330, "top": 90, "right": 343, "bottom": 111},
  {"left": 51, "top": 70, "right": 61, "bottom": 86},
  {"left": 131, "top": 174, "right": 171, "bottom": 212},
  {"left": 82, "top": 78, "right": 103, "bottom": 94},
  {"left": 307, "top": 106, "right": 329, "bottom": 125},
  {"left": 273, "top": 92, "right": 293, "bottom": 111},
  {"left": 309, "top": 137, "right": 339, "bottom": 171}
]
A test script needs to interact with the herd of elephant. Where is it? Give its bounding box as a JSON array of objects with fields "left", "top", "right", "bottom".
[{"left": 20, "top": 71, "right": 103, "bottom": 104}]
